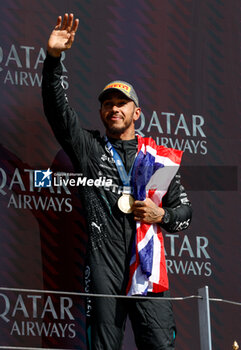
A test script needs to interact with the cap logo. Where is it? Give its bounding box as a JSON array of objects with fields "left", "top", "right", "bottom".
[
  {"left": 104, "top": 83, "right": 131, "bottom": 95},
  {"left": 99, "top": 80, "right": 139, "bottom": 106}
]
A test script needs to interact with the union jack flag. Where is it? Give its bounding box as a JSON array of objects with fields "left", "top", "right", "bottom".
[{"left": 126, "top": 136, "right": 183, "bottom": 296}]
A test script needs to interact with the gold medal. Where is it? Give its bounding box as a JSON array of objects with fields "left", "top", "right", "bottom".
[{"left": 118, "top": 194, "right": 135, "bottom": 214}]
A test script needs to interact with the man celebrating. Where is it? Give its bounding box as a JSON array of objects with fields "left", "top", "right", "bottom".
[{"left": 42, "top": 13, "right": 192, "bottom": 350}]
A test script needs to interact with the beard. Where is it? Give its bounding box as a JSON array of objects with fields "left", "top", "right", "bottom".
[
  {"left": 102, "top": 111, "right": 134, "bottom": 136},
  {"left": 103, "top": 122, "right": 132, "bottom": 136}
]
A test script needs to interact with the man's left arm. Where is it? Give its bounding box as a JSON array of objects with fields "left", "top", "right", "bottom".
[{"left": 132, "top": 172, "right": 192, "bottom": 232}]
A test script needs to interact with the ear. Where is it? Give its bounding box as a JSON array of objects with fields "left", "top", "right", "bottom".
[{"left": 133, "top": 107, "right": 141, "bottom": 122}]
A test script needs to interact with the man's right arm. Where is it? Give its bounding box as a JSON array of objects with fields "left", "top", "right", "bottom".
[
  {"left": 42, "top": 52, "right": 78, "bottom": 144},
  {"left": 42, "top": 14, "right": 94, "bottom": 167},
  {"left": 42, "top": 51, "right": 90, "bottom": 167}
]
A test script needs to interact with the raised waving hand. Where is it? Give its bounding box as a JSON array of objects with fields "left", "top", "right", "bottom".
[{"left": 47, "top": 13, "right": 79, "bottom": 57}]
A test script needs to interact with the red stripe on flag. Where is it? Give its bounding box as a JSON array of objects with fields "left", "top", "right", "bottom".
[
  {"left": 137, "top": 135, "right": 183, "bottom": 164},
  {"left": 136, "top": 222, "right": 151, "bottom": 242}
]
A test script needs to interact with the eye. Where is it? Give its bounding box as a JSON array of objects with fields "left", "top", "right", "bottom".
[
  {"left": 103, "top": 101, "right": 112, "bottom": 107},
  {"left": 117, "top": 101, "right": 127, "bottom": 107}
]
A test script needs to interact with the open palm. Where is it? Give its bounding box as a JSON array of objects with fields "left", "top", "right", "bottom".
[{"left": 47, "top": 13, "right": 79, "bottom": 57}]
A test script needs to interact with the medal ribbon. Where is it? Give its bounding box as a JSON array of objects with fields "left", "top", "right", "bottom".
[{"left": 105, "top": 137, "right": 135, "bottom": 194}]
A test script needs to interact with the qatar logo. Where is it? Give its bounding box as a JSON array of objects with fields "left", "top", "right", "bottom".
[
  {"left": 0, "top": 44, "right": 68, "bottom": 88},
  {"left": 34, "top": 169, "right": 52, "bottom": 187}
]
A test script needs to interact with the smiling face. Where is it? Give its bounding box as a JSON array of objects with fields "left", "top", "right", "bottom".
[{"left": 99, "top": 90, "right": 141, "bottom": 140}]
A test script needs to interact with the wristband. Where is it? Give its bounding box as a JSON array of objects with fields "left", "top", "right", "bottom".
[{"left": 162, "top": 209, "right": 171, "bottom": 224}]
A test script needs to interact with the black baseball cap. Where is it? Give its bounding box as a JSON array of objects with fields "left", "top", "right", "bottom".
[{"left": 98, "top": 80, "right": 139, "bottom": 107}]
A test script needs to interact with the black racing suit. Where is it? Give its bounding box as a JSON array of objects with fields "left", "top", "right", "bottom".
[{"left": 42, "top": 54, "right": 192, "bottom": 350}]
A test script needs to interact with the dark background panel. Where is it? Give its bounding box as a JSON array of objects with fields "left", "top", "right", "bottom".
[{"left": 0, "top": 0, "right": 240, "bottom": 349}]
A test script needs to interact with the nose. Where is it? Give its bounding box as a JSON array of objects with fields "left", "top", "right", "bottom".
[{"left": 111, "top": 104, "right": 120, "bottom": 112}]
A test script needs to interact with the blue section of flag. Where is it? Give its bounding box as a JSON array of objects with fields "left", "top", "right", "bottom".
[
  {"left": 131, "top": 150, "right": 164, "bottom": 201},
  {"left": 138, "top": 235, "right": 154, "bottom": 277}
]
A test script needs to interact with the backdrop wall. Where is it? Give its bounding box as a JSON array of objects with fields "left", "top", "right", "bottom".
[{"left": 0, "top": 1, "right": 240, "bottom": 349}]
